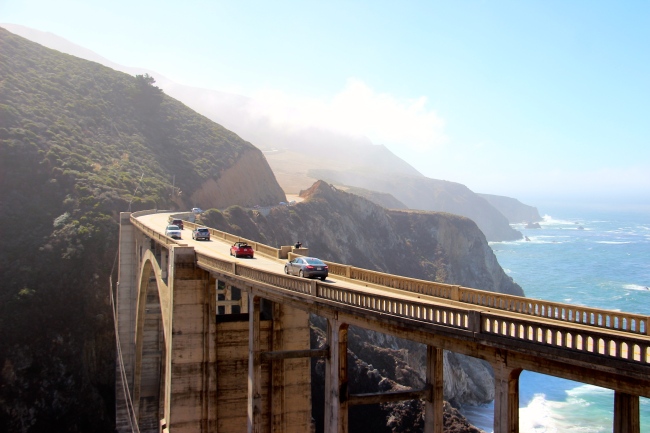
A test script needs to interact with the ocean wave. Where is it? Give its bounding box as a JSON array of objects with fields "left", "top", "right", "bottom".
[
  {"left": 623, "top": 283, "right": 650, "bottom": 292},
  {"left": 540, "top": 215, "right": 587, "bottom": 226},
  {"left": 595, "top": 241, "right": 631, "bottom": 245},
  {"left": 519, "top": 394, "right": 561, "bottom": 433}
]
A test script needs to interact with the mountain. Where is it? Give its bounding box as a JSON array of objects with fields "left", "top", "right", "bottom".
[
  {"left": 1, "top": 27, "right": 521, "bottom": 432},
  {"left": 311, "top": 170, "right": 522, "bottom": 241},
  {"left": 477, "top": 193, "right": 542, "bottom": 223},
  {"left": 3, "top": 24, "right": 530, "bottom": 242},
  {"left": 0, "top": 27, "right": 284, "bottom": 431}
]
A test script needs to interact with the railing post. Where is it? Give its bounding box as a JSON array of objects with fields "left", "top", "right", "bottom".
[{"left": 451, "top": 285, "right": 460, "bottom": 301}]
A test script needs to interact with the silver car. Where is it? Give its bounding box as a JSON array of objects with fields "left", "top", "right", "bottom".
[
  {"left": 165, "top": 224, "right": 182, "bottom": 239},
  {"left": 284, "top": 257, "right": 329, "bottom": 281}
]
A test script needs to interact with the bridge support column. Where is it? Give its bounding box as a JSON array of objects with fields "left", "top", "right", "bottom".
[
  {"left": 492, "top": 354, "right": 520, "bottom": 433},
  {"left": 164, "top": 246, "right": 217, "bottom": 433},
  {"left": 324, "top": 319, "right": 349, "bottom": 433},
  {"left": 613, "top": 391, "right": 640, "bottom": 433},
  {"left": 116, "top": 213, "right": 138, "bottom": 432},
  {"left": 248, "top": 295, "right": 262, "bottom": 433},
  {"left": 424, "top": 346, "right": 444, "bottom": 433}
]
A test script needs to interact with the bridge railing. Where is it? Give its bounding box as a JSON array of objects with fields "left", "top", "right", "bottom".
[
  {"left": 132, "top": 213, "right": 650, "bottom": 337},
  {"left": 322, "top": 258, "right": 649, "bottom": 336},
  {"left": 481, "top": 311, "right": 650, "bottom": 364},
  {"left": 458, "top": 287, "right": 649, "bottom": 336},
  {"left": 193, "top": 250, "right": 650, "bottom": 367},
  {"left": 131, "top": 213, "right": 179, "bottom": 247}
]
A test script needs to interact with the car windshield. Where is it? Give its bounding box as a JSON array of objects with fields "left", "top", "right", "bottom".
[
  {"left": 305, "top": 258, "right": 324, "bottom": 265},
  {"left": 167, "top": 225, "right": 179, "bottom": 230},
  {"left": 198, "top": 229, "right": 208, "bottom": 233}
]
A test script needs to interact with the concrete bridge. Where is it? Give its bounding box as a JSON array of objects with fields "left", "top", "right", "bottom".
[{"left": 115, "top": 210, "right": 650, "bottom": 433}]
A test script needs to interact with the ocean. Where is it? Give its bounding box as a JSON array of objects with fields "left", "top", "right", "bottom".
[{"left": 461, "top": 206, "right": 650, "bottom": 432}]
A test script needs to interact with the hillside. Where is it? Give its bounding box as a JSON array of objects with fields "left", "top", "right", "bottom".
[
  {"left": 0, "top": 27, "right": 284, "bottom": 432},
  {"left": 3, "top": 24, "right": 534, "bottom": 242},
  {"left": 1, "top": 26, "right": 522, "bottom": 432}
]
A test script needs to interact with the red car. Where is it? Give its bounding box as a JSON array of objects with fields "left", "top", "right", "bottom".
[
  {"left": 230, "top": 242, "right": 254, "bottom": 258},
  {"left": 170, "top": 218, "right": 184, "bottom": 230}
]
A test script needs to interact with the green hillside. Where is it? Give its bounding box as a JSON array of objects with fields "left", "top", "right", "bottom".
[{"left": 0, "top": 27, "right": 277, "bottom": 431}]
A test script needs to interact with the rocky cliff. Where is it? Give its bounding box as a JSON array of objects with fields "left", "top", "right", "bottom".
[
  {"left": 202, "top": 180, "right": 524, "bottom": 427},
  {"left": 311, "top": 170, "right": 522, "bottom": 242},
  {"left": 477, "top": 193, "right": 542, "bottom": 224}
]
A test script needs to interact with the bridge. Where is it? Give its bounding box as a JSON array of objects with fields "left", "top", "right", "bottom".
[{"left": 115, "top": 210, "right": 650, "bottom": 433}]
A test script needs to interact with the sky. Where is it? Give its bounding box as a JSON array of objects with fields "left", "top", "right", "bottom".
[{"left": 2, "top": 0, "right": 649, "bottom": 209}]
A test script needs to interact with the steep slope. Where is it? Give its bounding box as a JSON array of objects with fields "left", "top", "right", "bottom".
[
  {"left": 0, "top": 28, "right": 284, "bottom": 432},
  {"left": 477, "top": 193, "right": 542, "bottom": 223},
  {"left": 3, "top": 24, "right": 530, "bottom": 243},
  {"left": 312, "top": 170, "right": 522, "bottom": 242}
]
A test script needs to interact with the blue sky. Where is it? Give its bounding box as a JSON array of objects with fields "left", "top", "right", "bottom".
[{"left": 2, "top": 1, "right": 649, "bottom": 208}]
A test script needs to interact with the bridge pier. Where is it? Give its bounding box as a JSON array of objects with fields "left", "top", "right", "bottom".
[
  {"left": 324, "top": 319, "right": 349, "bottom": 433},
  {"left": 491, "top": 353, "right": 521, "bottom": 433},
  {"left": 424, "top": 346, "right": 444, "bottom": 433},
  {"left": 613, "top": 391, "right": 640, "bottom": 433},
  {"left": 247, "top": 295, "right": 262, "bottom": 433}
]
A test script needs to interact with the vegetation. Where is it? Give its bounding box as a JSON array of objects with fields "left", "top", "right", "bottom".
[{"left": 0, "top": 27, "right": 258, "bottom": 432}]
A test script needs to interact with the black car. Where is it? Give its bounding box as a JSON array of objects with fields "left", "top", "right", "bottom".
[
  {"left": 284, "top": 257, "right": 328, "bottom": 281},
  {"left": 192, "top": 227, "right": 210, "bottom": 241}
]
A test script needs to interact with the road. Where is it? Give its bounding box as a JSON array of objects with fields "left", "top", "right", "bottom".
[{"left": 136, "top": 212, "right": 457, "bottom": 304}]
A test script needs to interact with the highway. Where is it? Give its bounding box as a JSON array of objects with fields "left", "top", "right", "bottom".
[{"left": 136, "top": 212, "right": 426, "bottom": 302}]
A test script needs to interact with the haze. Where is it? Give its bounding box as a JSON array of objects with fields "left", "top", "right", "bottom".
[{"left": 2, "top": 0, "right": 649, "bottom": 209}]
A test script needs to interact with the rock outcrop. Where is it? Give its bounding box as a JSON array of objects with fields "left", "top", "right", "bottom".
[
  {"left": 310, "top": 171, "right": 522, "bottom": 242},
  {"left": 202, "top": 180, "right": 524, "bottom": 426}
]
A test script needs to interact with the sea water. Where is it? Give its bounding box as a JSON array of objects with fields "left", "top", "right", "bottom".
[{"left": 461, "top": 206, "right": 650, "bottom": 432}]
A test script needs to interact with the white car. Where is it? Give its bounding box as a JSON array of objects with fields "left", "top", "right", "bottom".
[
  {"left": 165, "top": 224, "right": 182, "bottom": 239},
  {"left": 191, "top": 207, "right": 203, "bottom": 214}
]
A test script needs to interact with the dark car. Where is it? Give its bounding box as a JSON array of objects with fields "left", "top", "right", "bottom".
[
  {"left": 192, "top": 227, "right": 210, "bottom": 241},
  {"left": 170, "top": 218, "right": 184, "bottom": 230},
  {"left": 284, "top": 257, "right": 329, "bottom": 281},
  {"left": 230, "top": 241, "right": 254, "bottom": 258}
]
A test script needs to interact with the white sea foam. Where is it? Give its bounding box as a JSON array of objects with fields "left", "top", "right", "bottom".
[
  {"left": 540, "top": 215, "right": 584, "bottom": 226},
  {"left": 623, "top": 283, "right": 650, "bottom": 292},
  {"left": 519, "top": 394, "right": 561, "bottom": 432},
  {"left": 596, "top": 241, "right": 631, "bottom": 245}
]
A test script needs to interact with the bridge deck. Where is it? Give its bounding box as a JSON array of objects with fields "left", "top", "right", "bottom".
[{"left": 134, "top": 211, "right": 650, "bottom": 397}]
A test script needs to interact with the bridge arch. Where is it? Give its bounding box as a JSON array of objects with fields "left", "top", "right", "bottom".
[{"left": 133, "top": 249, "right": 171, "bottom": 432}]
